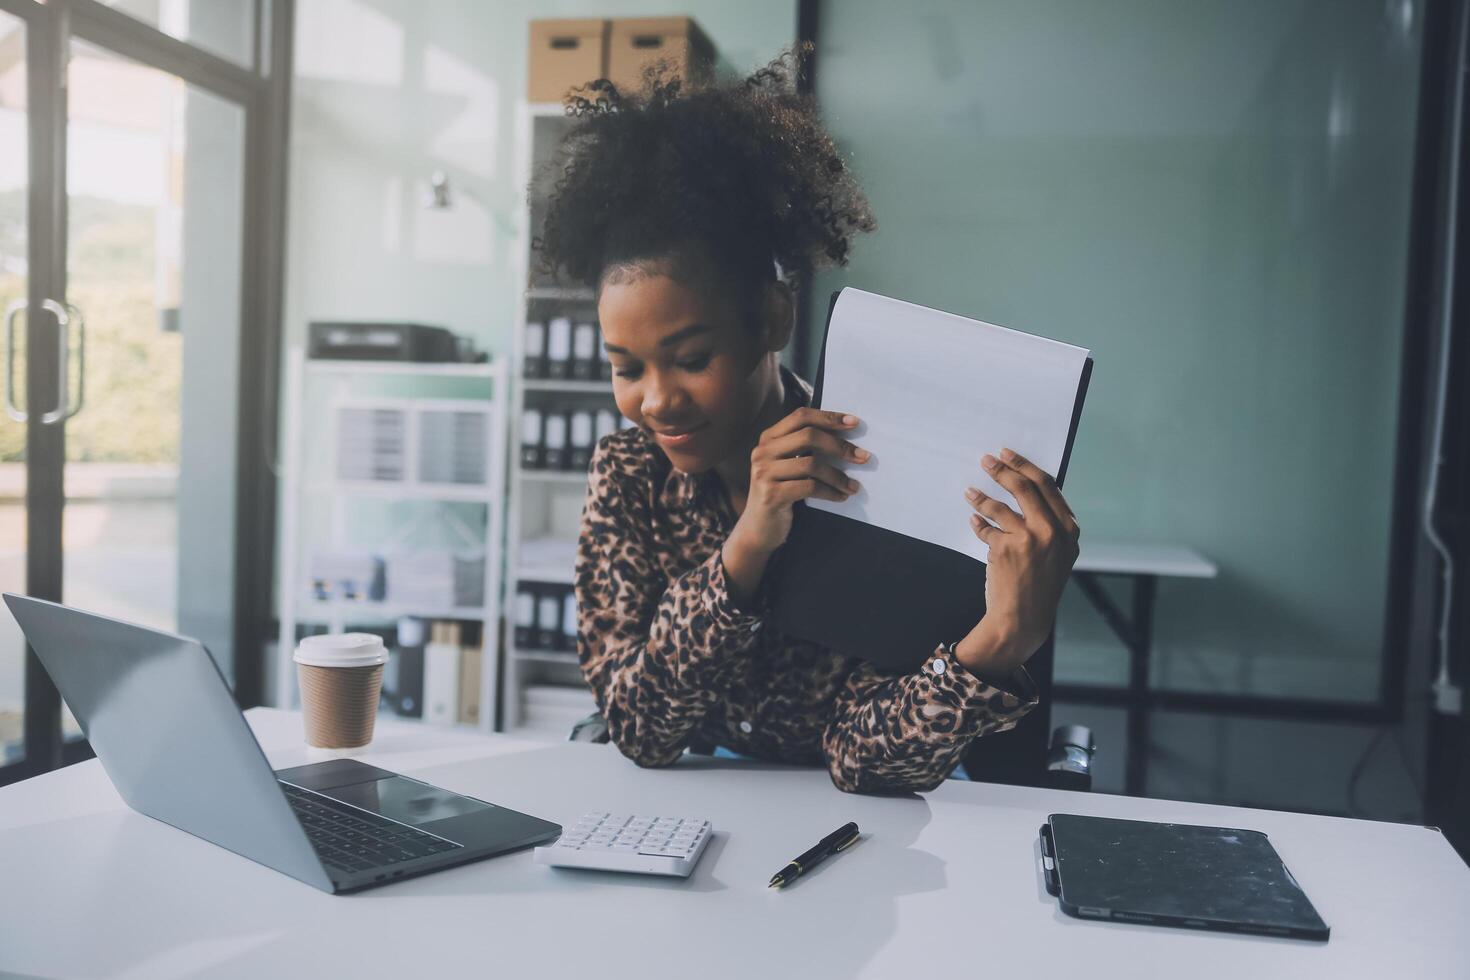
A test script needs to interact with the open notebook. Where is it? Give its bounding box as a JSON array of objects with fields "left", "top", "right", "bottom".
[{"left": 768, "top": 287, "right": 1092, "bottom": 670}]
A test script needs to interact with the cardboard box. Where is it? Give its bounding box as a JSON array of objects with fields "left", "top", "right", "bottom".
[
  {"left": 528, "top": 18, "right": 608, "bottom": 104},
  {"left": 607, "top": 16, "right": 715, "bottom": 95}
]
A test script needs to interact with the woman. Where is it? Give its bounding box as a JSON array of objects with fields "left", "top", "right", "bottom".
[{"left": 535, "top": 50, "right": 1080, "bottom": 794}]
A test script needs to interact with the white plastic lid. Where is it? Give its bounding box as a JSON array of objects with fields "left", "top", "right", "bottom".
[{"left": 293, "top": 632, "right": 388, "bottom": 668}]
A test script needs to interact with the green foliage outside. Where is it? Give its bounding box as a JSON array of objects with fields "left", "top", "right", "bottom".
[{"left": 0, "top": 190, "right": 181, "bottom": 464}]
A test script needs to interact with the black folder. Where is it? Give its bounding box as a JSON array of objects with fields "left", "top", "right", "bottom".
[
  {"left": 769, "top": 291, "right": 1092, "bottom": 671},
  {"left": 1040, "top": 813, "right": 1330, "bottom": 941}
]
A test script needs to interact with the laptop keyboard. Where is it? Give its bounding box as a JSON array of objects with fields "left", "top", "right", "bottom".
[{"left": 281, "top": 781, "right": 461, "bottom": 876}]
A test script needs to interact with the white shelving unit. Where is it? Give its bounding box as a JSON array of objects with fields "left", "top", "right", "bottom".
[
  {"left": 501, "top": 102, "right": 608, "bottom": 737},
  {"left": 275, "top": 354, "right": 509, "bottom": 733}
]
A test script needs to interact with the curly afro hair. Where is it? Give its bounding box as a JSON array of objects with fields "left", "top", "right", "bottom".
[{"left": 533, "top": 44, "right": 875, "bottom": 322}]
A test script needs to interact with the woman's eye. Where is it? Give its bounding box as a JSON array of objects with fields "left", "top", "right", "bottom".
[
  {"left": 613, "top": 366, "right": 641, "bottom": 380},
  {"left": 678, "top": 354, "right": 712, "bottom": 372}
]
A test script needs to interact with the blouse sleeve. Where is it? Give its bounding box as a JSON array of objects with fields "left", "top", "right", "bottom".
[
  {"left": 575, "top": 440, "right": 763, "bottom": 768},
  {"left": 821, "top": 642, "right": 1038, "bottom": 793}
]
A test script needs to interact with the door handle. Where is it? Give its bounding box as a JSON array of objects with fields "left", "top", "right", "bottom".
[
  {"left": 60, "top": 301, "right": 83, "bottom": 421},
  {"left": 39, "top": 299, "right": 83, "bottom": 425},
  {"left": 3, "top": 298, "right": 22, "bottom": 422}
]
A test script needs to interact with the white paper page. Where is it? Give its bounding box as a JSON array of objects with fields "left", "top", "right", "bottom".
[{"left": 808, "top": 288, "right": 1090, "bottom": 563}]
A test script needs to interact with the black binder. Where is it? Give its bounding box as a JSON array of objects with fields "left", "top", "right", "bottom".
[
  {"left": 1040, "top": 813, "right": 1330, "bottom": 941},
  {"left": 769, "top": 291, "right": 1092, "bottom": 671}
]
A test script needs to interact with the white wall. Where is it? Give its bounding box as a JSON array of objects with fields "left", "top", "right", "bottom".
[
  {"left": 808, "top": 0, "right": 1425, "bottom": 811},
  {"left": 284, "top": 0, "right": 797, "bottom": 363},
  {"left": 810, "top": 0, "right": 1422, "bottom": 704}
]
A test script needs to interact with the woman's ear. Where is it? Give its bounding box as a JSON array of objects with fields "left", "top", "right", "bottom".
[{"left": 762, "top": 282, "right": 796, "bottom": 354}]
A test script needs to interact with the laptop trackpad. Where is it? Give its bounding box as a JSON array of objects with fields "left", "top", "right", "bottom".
[{"left": 327, "top": 775, "right": 494, "bottom": 826}]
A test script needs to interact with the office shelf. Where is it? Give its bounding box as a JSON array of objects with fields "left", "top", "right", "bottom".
[
  {"left": 275, "top": 353, "right": 509, "bottom": 734},
  {"left": 305, "top": 359, "right": 498, "bottom": 379},
  {"left": 522, "top": 378, "right": 613, "bottom": 394},
  {"left": 518, "top": 564, "right": 576, "bottom": 585},
  {"left": 501, "top": 100, "right": 618, "bottom": 732},
  {"left": 526, "top": 286, "right": 595, "bottom": 302},
  {"left": 514, "top": 648, "right": 580, "bottom": 664},
  {"left": 297, "top": 600, "right": 491, "bottom": 623},
  {"left": 520, "top": 470, "right": 589, "bottom": 486},
  {"left": 306, "top": 480, "right": 496, "bottom": 503}
]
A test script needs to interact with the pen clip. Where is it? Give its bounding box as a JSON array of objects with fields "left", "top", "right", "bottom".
[{"left": 834, "top": 830, "right": 861, "bottom": 851}]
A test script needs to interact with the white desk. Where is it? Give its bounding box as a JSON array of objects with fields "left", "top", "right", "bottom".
[
  {"left": 1074, "top": 542, "right": 1219, "bottom": 579},
  {"left": 2, "top": 708, "right": 1466, "bottom": 979}
]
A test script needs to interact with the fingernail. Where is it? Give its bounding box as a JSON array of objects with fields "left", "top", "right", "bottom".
[
  {"left": 852, "top": 448, "right": 871, "bottom": 462},
  {"left": 842, "top": 415, "right": 859, "bottom": 426},
  {"left": 965, "top": 486, "right": 981, "bottom": 502},
  {"left": 848, "top": 478, "right": 861, "bottom": 492},
  {"left": 982, "top": 454, "right": 998, "bottom": 470},
  {"left": 970, "top": 514, "right": 982, "bottom": 527},
  {"left": 1001, "top": 448, "right": 1017, "bottom": 463}
]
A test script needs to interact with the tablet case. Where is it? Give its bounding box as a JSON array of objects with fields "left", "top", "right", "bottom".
[
  {"left": 768, "top": 291, "right": 1092, "bottom": 671},
  {"left": 1039, "top": 813, "right": 1330, "bottom": 941}
]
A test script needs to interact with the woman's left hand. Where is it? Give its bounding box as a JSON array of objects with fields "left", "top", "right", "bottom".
[{"left": 953, "top": 448, "right": 1080, "bottom": 685}]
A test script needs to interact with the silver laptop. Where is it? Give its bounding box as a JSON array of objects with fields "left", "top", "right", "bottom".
[{"left": 4, "top": 594, "right": 561, "bottom": 894}]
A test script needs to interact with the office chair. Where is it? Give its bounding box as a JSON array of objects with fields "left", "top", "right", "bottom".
[
  {"left": 958, "top": 634, "right": 1096, "bottom": 791},
  {"left": 568, "top": 634, "right": 1096, "bottom": 792}
]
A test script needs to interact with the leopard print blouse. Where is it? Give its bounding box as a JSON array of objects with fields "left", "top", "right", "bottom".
[{"left": 574, "top": 367, "right": 1037, "bottom": 794}]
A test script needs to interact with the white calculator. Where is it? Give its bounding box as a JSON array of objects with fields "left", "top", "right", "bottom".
[{"left": 534, "top": 811, "right": 713, "bottom": 878}]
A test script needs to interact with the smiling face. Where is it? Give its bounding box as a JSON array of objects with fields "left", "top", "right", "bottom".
[{"left": 598, "top": 262, "right": 790, "bottom": 475}]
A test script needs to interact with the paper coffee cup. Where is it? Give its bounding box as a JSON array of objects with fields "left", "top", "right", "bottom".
[{"left": 294, "top": 633, "right": 388, "bottom": 749}]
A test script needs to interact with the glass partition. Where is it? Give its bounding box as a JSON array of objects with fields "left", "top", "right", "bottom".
[
  {"left": 62, "top": 39, "right": 246, "bottom": 698},
  {"left": 100, "top": 0, "right": 257, "bottom": 68},
  {"left": 0, "top": 8, "right": 28, "bottom": 769},
  {"left": 811, "top": 0, "right": 1424, "bottom": 799}
]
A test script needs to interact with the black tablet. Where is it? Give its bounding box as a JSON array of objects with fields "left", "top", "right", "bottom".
[{"left": 1040, "top": 813, "right": 1330, "bottom": 941}]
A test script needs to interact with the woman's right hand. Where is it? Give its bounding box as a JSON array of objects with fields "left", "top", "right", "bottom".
[{"left": 731, "top": 407, "right": 868, "bottom": 556}]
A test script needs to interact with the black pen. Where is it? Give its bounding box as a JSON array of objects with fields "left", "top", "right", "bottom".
[{"left": 768, "top": 822, "right": 861, "bottom": 888}]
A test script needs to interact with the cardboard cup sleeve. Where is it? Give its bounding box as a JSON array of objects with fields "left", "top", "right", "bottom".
[{"left": 297, "top": 662, "right": 384, "bottom": 749}]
